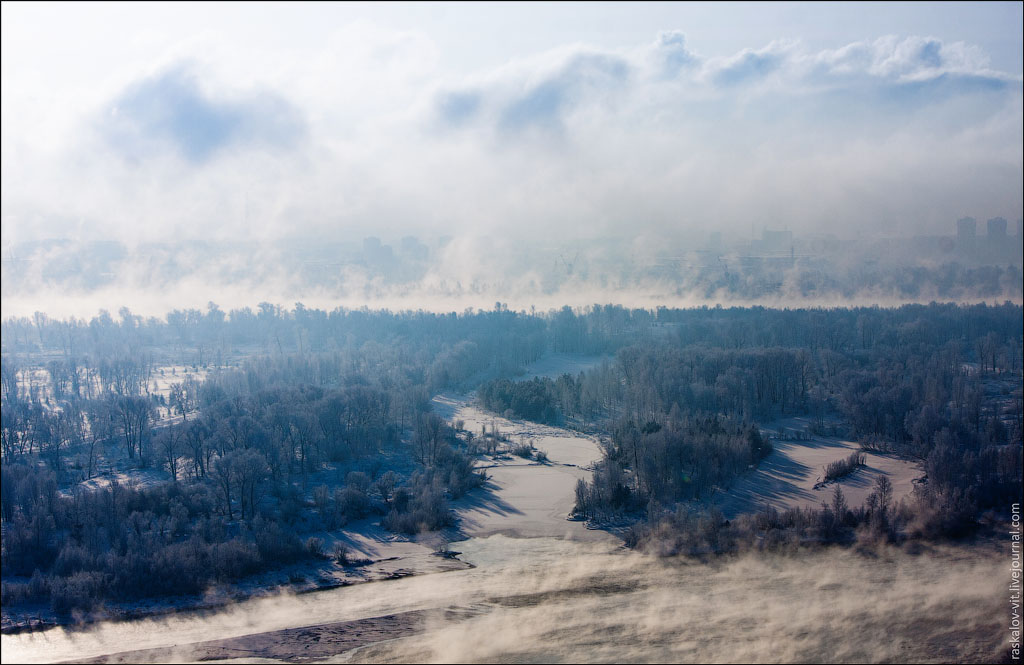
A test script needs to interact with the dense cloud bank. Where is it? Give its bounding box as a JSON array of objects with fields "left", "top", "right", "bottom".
[{"left": 2, "top": 28, "right": 1021, "bottom": 248}]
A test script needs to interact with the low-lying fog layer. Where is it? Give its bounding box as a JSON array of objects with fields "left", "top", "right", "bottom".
[
  {"left": 1, "top": 535, "right": 1008, "bottom": 664},
  {"left": 346, "top": 538, "right": 1008, "bottom": 664}
]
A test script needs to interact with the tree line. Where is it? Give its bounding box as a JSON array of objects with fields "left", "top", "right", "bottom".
[{"left": 469, "top": 303, "right": 1022, "bottom": 544}]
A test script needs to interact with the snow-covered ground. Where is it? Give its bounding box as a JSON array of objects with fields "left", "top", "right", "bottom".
[
  {"left": 13, "top": 364, "right": 210, "bottom": 408},
  {"left": 711, "top": 415, "right": 924, "bottom": 519},
  {"left": 1, "top": 353, "right": 946, "bottom": 663},
  {"left": 513, "top": 352, "right": 612, "bottom": 381},
  {"left": 437, "top": 394, "right": 613, "bottom": 542}
]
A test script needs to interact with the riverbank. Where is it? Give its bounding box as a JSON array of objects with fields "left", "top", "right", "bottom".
[
  {"left": 15, "top": 534, "right": 1011, "bottom": 664},
  {"left": 2, "top": 536, "right": 472, "bottom": 636}
]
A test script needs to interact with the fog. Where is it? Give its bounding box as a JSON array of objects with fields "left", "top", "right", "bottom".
[
  {"left": 0, "top": 536, "right": 1007, "bottom": 663},
  {"left": 3, "top": 231, "right": 1021, "bottom": 320},
  {"left": 3, "top": 5, "right": 1021, "bottom": 320},
  {"left": 3, "top": 5, "right": 1022, "bottom": 251},
  {"left": 354, "top": 538, "right": 1006, "bottom": 664}
]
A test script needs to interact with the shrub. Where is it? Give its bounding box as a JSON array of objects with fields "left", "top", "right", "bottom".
[
  {"left": 336, "top": 486, "right": 371, "bottom": 521},
  {"left": 251, "top": 519, "right": 304, "bottom": 565},
  {"left": 383, "top": 478, "right": 452, "bottom": 534},
  {"left": 210, "top": 539, "right": 263, "bottom": 580},
  {"left": 511, "top": 442, "right": 534, "bottom": 458},
  {"left": 49, "top": 571, "right": 108, "bottom": 615},
  {"left": 313, "top": 484, "right": 330, "bottom": 512},
  {"left": 52, "top": 544, "right": 98, "bottom": 577},
  {"left": 1, "top": 581, "right": 32, "bottom": 605},
  {"left": 345, "top": 472, "right": 370, "bottom": 493},
  {"left": 305, "top": 537, "right": 327, "bottom": 558},
  {"left": 824, "top": 451, "right": 866, "bottom": 482}
]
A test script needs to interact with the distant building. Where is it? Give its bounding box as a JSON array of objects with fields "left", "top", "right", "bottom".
[
  {"left": 987, "top": 217, "right": 1007, "bottom": 240},
  {"left": 362, "top": 236, "right": 394, "bottom": 273},
  {"left": 400, "top": 235, "right": 429, "bottom": 261},
  {"left": 759, "top": 228, "right": 792, "bottom": 254},
  {"left": 363, "top": 236, "right": 382, "bottom": 254},
  {"left": 957, "top": 217, "right": 976, "bottom": 247},
  {"left": 400, "top": 235, "right": 419, "bottom": 252}
]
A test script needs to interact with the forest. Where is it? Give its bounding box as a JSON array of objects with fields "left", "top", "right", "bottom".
[
  {"left": 1, "top": 301, "right": 1022, "bottom": 615},
  {"left": 562, "top": 304, "right": 1021, "bottom": 551}
]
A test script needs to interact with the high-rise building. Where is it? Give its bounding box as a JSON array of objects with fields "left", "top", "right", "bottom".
[
  {"left": 956, "top": 217, "right": 976, "bottom": 247},
  {"left": 987, "top": 217, "right": 1008, "bottom": 240},
  {"left": 760, "top": 228, "right": 792, "bottom": 254}
]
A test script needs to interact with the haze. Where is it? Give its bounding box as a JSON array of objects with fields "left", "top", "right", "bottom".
[{"left": 2, "top": 2, "right": 1022, "bottom": 318}]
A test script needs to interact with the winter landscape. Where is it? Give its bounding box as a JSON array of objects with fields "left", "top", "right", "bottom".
[{"left": 2, "top": 3, "right": 1022, "bottom": 663}]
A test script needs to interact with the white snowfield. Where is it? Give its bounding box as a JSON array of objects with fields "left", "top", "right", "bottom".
[
  {"left": 711, "top": 416, "right": 924, "bottom": 519},
  {"left": 436, "top": 395, "right": 613, "bottom": 542}
]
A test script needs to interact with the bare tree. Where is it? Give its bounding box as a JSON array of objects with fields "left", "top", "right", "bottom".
[{"left": 156, "top": 426, "right": 186, "bottom": 482}]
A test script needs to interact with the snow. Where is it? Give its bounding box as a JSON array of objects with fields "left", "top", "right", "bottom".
[{"left": 711, "top": 415, "right": 924, "bottom": 519}]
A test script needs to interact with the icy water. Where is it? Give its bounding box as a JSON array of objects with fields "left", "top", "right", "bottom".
[{"left": 1, "top": 535, "right": 1009, "bottom": 663}]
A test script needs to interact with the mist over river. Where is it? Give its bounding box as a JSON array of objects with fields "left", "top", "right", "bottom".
[{"left": 1, "top": 534, "right": 1008, "bottom": 663}]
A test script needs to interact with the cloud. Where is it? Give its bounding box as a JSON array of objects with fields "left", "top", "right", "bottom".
[
  {"left": 647, "top": 30, "right": 698, "bottom": 79},
  {"left": 805, "top": 35, "right": 1009, "bottom": 87},
  {"left": 431, "top": 50, "right": 632, "bottom": 138},
  {"left": 435, "top": 90, "right": 482, "bottom": 127},
  {"left": 708, "top": 41, "right": 792, "bottom": 86},
  {"left": 429, "top": 32, "right": 1018, "bottom": 144},
  {"left": 101, "top": 64, "right": 306, "bottom": 164},
  {"left": 1, "top": 28, "right": 1020, "bottom": 261},
  {"left": 497, "top": 52, "right": 631, "bottom": 134}
]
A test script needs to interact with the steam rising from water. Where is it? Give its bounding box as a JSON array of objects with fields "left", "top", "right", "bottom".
[
  {"left": 3, "top": 240, "right": 1021, "bottom": 321},
  {"left": 345, "top": 538, "right": 1007, "bottom": 664},
  {"left": 1, "top": 536, "right": 1008, "bottom": 664}
]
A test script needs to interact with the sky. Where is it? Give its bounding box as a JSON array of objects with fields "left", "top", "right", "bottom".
[{"left": 2, "top": 1, "right": 1022, "bottom": 251}]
